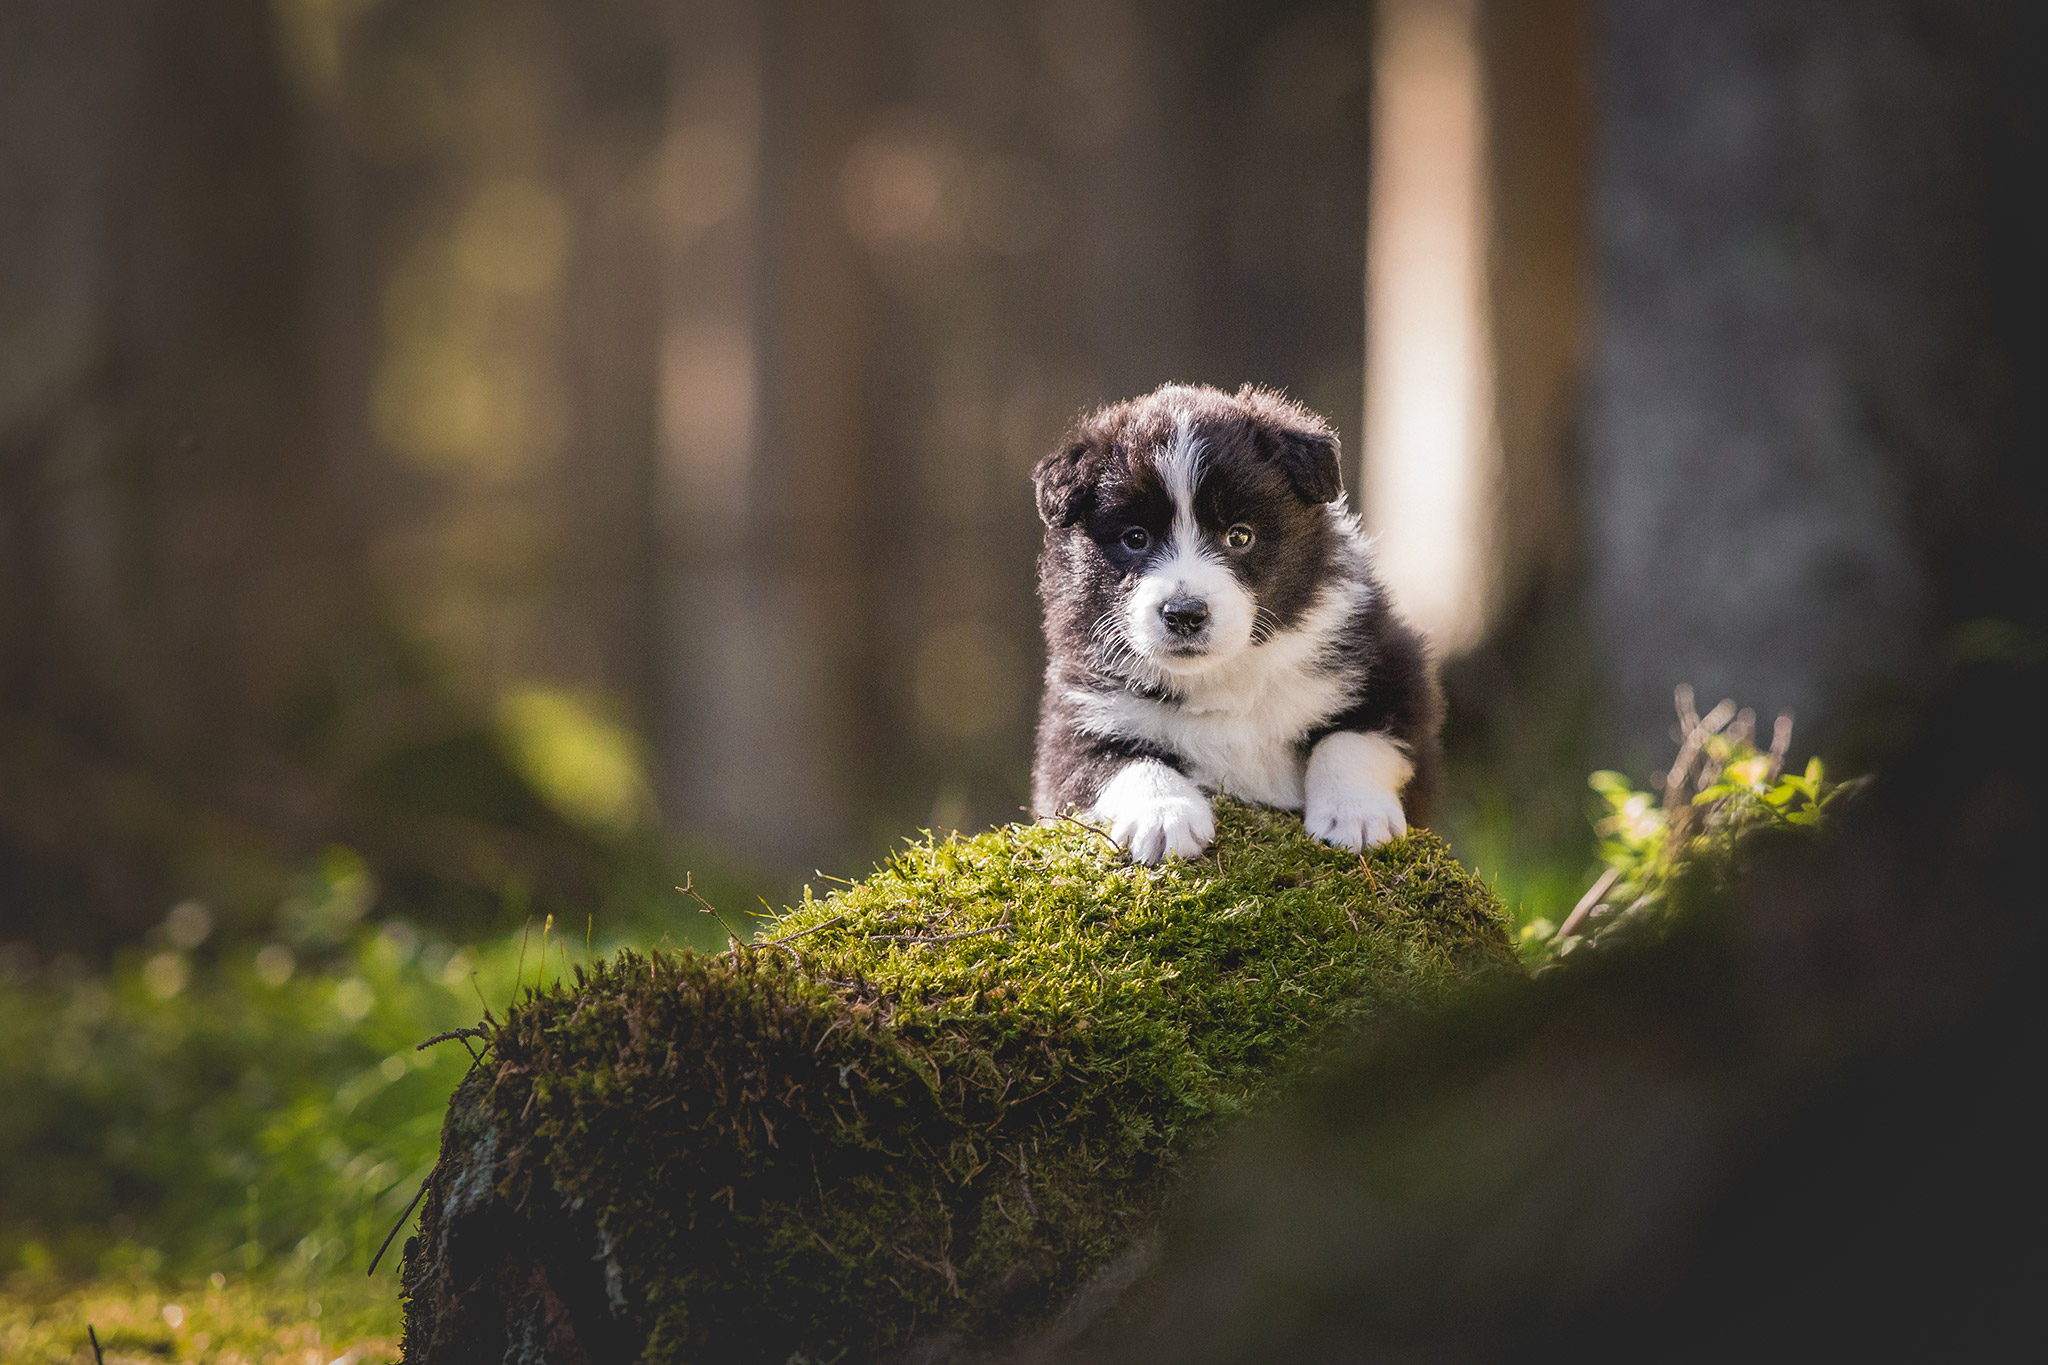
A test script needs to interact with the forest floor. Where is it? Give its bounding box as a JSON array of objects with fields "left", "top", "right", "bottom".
[{"left": 0, "top": 1274, "right": 399, "bottom": 1365}]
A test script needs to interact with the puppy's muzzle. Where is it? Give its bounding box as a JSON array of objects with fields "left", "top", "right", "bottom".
[{"left": 1161, "top": 595, "right": 1210, "bottom": 638}]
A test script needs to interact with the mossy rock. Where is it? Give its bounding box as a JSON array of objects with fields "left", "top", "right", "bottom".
[{"left": 399, "top": 801, "right": 1513, "bottom": 1363}]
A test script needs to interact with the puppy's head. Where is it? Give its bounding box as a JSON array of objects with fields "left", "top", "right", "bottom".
[{"left": 1034, "top": 383, "right": 1344, "bottom": 682}]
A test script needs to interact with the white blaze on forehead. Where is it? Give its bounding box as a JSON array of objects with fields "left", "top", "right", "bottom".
[
  {"left": 1122, "top": 409, "right": 1258, "bottom": 674},
  {"left": 1154, "top": 411, "right": 1205, "bottom": 553}
]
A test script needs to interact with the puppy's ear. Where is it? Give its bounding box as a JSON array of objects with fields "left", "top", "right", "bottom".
[
  {"left": 1033, "top": 440, "right": 1093, "bottom": 527},
  {"left": 1270, "top": 426, "right": 1342, "bottom": 503},
  {"left": 1240, "top": 385, "right": 1343, "bottom": 504}
]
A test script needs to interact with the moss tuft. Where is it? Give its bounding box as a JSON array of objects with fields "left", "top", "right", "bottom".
[{"left": 401, "top": 801, "right": 1513, "bottom": 1362}]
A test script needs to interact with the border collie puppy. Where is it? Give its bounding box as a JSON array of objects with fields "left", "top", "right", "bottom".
[{"left": 1030, "top": 383, "right": 1439, "bottom": 863}]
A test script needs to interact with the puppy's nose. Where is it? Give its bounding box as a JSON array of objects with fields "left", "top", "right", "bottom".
[{"left": 1162, "top": 596, "right": 1210, "bottom": 637}]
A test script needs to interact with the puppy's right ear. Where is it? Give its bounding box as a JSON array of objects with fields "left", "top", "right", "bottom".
[{"left": 1033, "top": 438, "right": 1097, "bottom": 528}]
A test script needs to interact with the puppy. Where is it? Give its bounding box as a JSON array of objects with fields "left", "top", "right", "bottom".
[{"left": 1030, "top": 383, "right": 1440, "bottom": 863}]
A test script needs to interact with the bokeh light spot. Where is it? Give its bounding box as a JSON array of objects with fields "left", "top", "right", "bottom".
[{"left": 498, "top": 687, "right": 650, "bottom": 836}]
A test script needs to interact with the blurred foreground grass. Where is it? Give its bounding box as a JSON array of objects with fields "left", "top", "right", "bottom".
[
  {"left": 0, "top": 918, "right": 528, "bottom": 1281},
  {"left": 0, "top": 850, "right": 737, "bottom": 1352},
  {"left": 0, "top": 1273, "right": 399, "bottom": 1365},
  {"left": 0, "top": 919, "right": 498, "bottom": 1359}
]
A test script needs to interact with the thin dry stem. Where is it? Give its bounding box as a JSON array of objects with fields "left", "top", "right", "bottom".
[
  {"left": 1557, "top": 865, "right": 1621, "bottom": 942},
  {"left": 759, "top": 913, "right": 849, "bottom": 948},
  {"left": 866, "top": 925, "right": 1014, "bottom": 945},
  {"left": 678, "top": 873, "right": 750, "bottom": 946},
  {"left": 1768, "top": 711, "right": 1795, "bottom": 780},
  {"left": 1056, "top": 811, "right": 1125, "bottom": 854}
]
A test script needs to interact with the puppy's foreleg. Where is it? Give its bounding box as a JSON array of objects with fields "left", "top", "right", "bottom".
[
  {"left": 1089, "top": 759, "right": 1215, "bottom": 863},
  {"left": 1303, "top": 731, "right": 1413, "bottom": 851}
]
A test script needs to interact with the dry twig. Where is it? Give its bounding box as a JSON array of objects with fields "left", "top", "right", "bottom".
[
  {"left": 416, "top": 1027, "right": 488, "bottom": 1052},
  {"left": 367, "top": 1175, "right": 432, "bottom": 1277},
  {"left": 1768, "top": 710, "right": 1795, "bottom": 780},
  {"left": 1556, "top": 866, "right": 1622, "bottom": 943},
  {"left": 759, "top": 914, "right": 848, "bottom": 948},
  {"left": 1055, "top": 811, "right": 1124, "bottom": 854},
  {"left": 866, "top": 925, "right": 1013, "bottom": 946},
  {"left": 678, "top": 873, "right": 750, "bottom": 950}
]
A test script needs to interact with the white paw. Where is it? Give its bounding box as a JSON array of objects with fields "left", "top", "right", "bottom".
[
  {"left": 1304, "top": 730, "right": 1414, "bottom": 852},
  {"left": 1304, "top": 785, "right": 1407, "bottom": 851},
  {"left": 1089, "top": 760, "right": 1215, "bottom": 864}
]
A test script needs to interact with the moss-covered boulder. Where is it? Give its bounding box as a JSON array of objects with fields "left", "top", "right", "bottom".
[{"left": 399, "top": 801, "right": 1512, "bottom": 1363}]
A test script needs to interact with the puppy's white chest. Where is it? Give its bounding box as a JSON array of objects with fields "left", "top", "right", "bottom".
[
  {"left": 1069, "top": 659, "right": 1353, "bottom": 810},
  {"left": 1162, "top": 706, "right": 1310, "bottom": 808}
]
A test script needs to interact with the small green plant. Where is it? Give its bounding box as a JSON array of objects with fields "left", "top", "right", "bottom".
[{"left": 1521, "top": 685, "right": 1858, "bottom": 961}]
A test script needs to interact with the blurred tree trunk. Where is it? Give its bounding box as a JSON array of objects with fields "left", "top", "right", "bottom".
[
  {"left": 658, "top": 0, "right": 888, "bottom": 873},
  {"left": 543, "top": 0, "right": 672, "bottom": 741},
  {"left": 1444, "top": 0, "right": 1995, "bottom": 914},
  {"left": 1482, "top": 0, "right": 1590, "bottom": 620},
  {"left": 1, "top": 0, "right": 364, "bottom": 950},
  {"left": 1586, "top": 0, "right": 1996, "bottom": 765},
  {"left": 1429, "top": 0, "right": 1599, "bottom": 913}
]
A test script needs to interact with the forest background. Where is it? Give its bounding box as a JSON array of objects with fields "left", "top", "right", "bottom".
[{"left": 3, "top": 0, "right": 2036, "bottom": 1355}]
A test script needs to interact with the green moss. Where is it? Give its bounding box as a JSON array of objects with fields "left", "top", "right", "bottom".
[{"left": 402, "top": 801, "right": 1513, "bottom": 1362}]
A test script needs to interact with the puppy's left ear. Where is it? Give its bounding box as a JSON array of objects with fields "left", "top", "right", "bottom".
[
  {"left": 1241, "top": 386, "right": 1343, "bottom": 504},
  {"left": 1271, "top": 426, "right": 1342, "bottom": 504}
]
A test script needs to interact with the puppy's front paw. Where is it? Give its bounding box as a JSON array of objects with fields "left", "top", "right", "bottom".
[
  {"left": 1112, "top": 796, "right": 1215, "bottom": 864},
  {"left": 1304, "top": 730, "right": 1415, "bottom": 852},
  {"left": 1089, "top": 760, "right": 1215, "bottom": 864},
  {"left": 1304, "top": 786, "right": 1407, "bottom": 852}
]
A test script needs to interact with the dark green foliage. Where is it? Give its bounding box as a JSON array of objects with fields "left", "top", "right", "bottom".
[{"left": 401, "top": 802, "right": 1513, "bottom": 1362}]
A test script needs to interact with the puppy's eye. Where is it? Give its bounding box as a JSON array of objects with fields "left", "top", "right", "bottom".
[
  {"left": 1225, "top": 524, "right": 1255, "bottom": 549},
  {"left": 1120, "top": 527, "right": 1150, "bottom": 552}
]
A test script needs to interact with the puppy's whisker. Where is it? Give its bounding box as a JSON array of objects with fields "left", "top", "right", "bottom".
[
  {"left": 1090, "top": 616, "right": 1143, "bottom": 668},
  {"left": 1093, "top": 637, "right": 1151, "bottom": 686},
  {"left": 1088, "top": 616, "right": 1166, "bottom": 693}
]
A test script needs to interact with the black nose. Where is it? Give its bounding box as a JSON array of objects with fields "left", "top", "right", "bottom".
[{"left": 1162, "top": 596, "right": 1210, "bottom": 636}]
